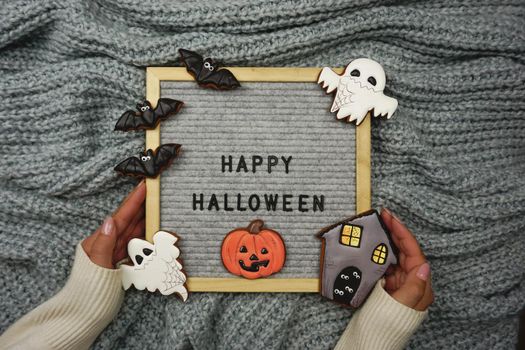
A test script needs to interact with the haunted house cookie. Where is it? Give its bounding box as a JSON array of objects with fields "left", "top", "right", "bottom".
[
  {"left": 114, "top": 98, "right": 183, "bottom": 131},
  {"left": 120, "top": 230, "right": 188, "bottom": 301},
  {"left": 318, "top": 58, "right": 398, "bottom": 125},
  {"left": 179, "top": 48, "right": 240, "bottom": 90},
  {"left": 318, "top": 210, "right": 397, "bottom": 308},
  {"left": 114, "top": 143, "right": 181, "bottom": 178},
  {"left": 221, "top": 219, "right": 286, "bottom": 279}
]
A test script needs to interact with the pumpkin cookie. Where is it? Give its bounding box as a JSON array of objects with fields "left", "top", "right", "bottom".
[{"left": 221, "top": 219, "right": 286, "bottom": 279}]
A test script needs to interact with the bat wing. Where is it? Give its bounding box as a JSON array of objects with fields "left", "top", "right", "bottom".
[
  {"left": 372, "top": 94, "right": 398, "bottom": 119},
  {"left": 318, "top": 67, "right": 340, "bottom": 94},
  {"left": 114, "top": 110, "right": 143, "bottom": 131},
  {"left": 153, "top": 98, "right": 183, "bottom": 120},
  {"left": 200, "top": 68, "right": 240, "bottom": 90},
  {"left": 114, "top": 157, "right": 147, "bottom": 177},
  {"left": 153, "top": 143, "right": 181, "bottom": 170},
  {"left": 179, "top": 49, "right": 204, "bottom": 78}
]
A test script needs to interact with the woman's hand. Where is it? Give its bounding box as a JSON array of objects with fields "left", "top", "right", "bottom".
[
  {"left": 81, "top": 181, "right": 146, "bottom": 269},
  {"left": 381, "top": 208, "right": 434, "bottom": 311}
]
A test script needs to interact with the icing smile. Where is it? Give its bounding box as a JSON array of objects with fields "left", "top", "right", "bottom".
[{"left": 239, "top": 260, "right": 269, "bottom": 272}]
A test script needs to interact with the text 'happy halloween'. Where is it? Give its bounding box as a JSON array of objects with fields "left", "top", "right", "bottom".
[{"left": 191, "top": 155, "right": 326, "bottom": 213}]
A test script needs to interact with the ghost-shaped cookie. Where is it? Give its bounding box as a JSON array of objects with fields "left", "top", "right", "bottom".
[
  {"left": 318, "top": 58, "right": 398, "bottom": 125},
  {"left": 120, "top": 230, "right": 188, "bottom": 301}
]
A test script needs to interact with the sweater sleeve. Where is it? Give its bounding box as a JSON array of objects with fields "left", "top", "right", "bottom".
[
  {"left": 0, "top": 244, "right": 125, "bottom": 350},
  {"left": 334, "top": 279, "right": 428, "bottom": 350}
]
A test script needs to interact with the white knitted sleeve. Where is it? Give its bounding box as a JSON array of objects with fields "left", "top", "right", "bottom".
[
  {"left": 334, "top": 279, "right": 428, "bottom": 350},
  {"left": 0, "top": 244, "right": 124, "bottom": 350}
]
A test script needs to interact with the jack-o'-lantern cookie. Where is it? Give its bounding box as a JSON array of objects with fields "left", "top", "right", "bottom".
[{"left": 221, "top": 219, "right": 286, "bottom": 279}]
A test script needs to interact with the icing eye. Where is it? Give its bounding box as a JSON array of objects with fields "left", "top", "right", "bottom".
[
  {"left": 145, "top": 105, "right": 150, "bottom": 110},
  {"left": 350, "top": 69, "right": 360, "bottom": 77},
  {"left": 353, "top": 271, "right": 360, "bottom": 278},
  {"left": 240, "top": 246, "right": 247, "bottom": 253},
  {"left": 143, "top": 248, "right": 153, "bottom": 256},
  {"left": 261, "top": 248, "right": 268, "bottom": 254},
  {"left": 140, "top": 107, "right": 147, "bottom": 112},
  {"left": 367, "top": 76, "right": 377, "bottom": 86},
  {"left": 345, "top": 286, "right": 354, "bottom": 293},
  {"left": 141, "top": 156, "right": 147, "bottom": 161},
  {"left": 204, "top": 61, "right": 214, "bottom": 71},
  {"left": 340, "top": 274, "right": 349, "bottom": 280},
  {"left": 334, "top": 289, "right": 344, "bottom": 295}
]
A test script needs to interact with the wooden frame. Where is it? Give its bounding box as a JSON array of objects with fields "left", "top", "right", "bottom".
[{"left": 145, "top": 67, "right": 371, "bottom": 292}]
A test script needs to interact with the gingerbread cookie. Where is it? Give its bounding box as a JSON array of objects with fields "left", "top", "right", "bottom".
[
  {"left": 318, "top": 58, "right": 398, "bottom": 125},
  {"left": 114, "top": 143, "right": 181, "bottom": 178},
  {"left": 318, "top": 210, "right": 397, "bottom": 308},
  {"left": 114, "top": 98, "right": 183, "bottom": 131},
  {"left": 179, "top": 48, "right": 240, "bottom": 90},
  {"left": 120, "top": 230, "right": 188, "bottom": 301},
  {"left": 221, "top": 219, "right": 286, "bottom": 279}
]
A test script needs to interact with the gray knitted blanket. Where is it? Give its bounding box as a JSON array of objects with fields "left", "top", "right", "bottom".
[{"left": 1, "top": 1, "right": 524, "bottom": 349}]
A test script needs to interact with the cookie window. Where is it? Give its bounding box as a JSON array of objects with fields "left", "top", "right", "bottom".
[
  {"left": 371, "top": 244, "right": 387, "bottom": 265},
  {"left": 339, "top": 224, "right": 362, "bottom": 248}
]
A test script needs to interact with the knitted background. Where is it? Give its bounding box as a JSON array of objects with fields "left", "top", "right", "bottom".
[{"left": 1, "top": 0, "right": 524, "bottom": 349}]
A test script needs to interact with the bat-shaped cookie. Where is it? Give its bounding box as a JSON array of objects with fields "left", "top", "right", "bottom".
[
  {"left": 114, "top": 143, "right": 181, "bottom": 178},
  {"left": 114, "top": 98, "right": 183, "bottom": 131},
  {"left": 179, "top": 48, "right": 240, "bottom": 90}
]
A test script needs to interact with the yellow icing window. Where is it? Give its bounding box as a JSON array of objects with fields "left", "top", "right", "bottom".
[
  {"left": 372, "top": 244, "right": 388, "bottom": 265},
  {"left": 340, "top": 224, "right": 362, "bottom": 248}
]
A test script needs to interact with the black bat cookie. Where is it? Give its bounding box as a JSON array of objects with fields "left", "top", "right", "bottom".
[
  {"left": 179, "top": 48, "right": 240, "bottom": 90},
  {"left": 114, "top": 98, "right": 183, "bottom": 131},
  {"left": 114, "top": 143, "right": 181, "bottom": 178}
]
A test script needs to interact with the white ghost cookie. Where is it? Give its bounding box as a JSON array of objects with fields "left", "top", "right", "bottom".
[
  {"left": 318, "top": 58, "right": 398, "bottom": 125},
  {"left": 120, "top": 230, "right": 188, "bottom": 301}
]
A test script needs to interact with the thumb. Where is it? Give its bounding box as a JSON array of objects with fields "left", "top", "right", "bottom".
[
  {"left": 391, "top": 262, "right": 430, "bottom": 309},
  {"left": 89, "top": 217, "right": 117, "bottom": 268}
]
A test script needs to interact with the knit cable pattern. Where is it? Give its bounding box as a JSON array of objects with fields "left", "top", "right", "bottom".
[{"left": 1, "top": 0, "right": 524, "bottom": 349}]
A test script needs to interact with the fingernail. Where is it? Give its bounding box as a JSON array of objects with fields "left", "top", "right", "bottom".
[
  {"left": 416, "top": 263, "right": 430, "bottom": 281},
  {"left": 387, "top": 209, "right": 404, "bottom": 225},
  {"left": 101, "top": 217, "right": 115, "bottom": 236}
]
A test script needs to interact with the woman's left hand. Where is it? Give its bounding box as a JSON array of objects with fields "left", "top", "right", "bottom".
[{"left": 381, "top": 208, "right": 435, "bottom": 311}]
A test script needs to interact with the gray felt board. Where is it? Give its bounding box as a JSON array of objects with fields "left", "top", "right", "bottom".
[{"left": 160, "top": 81, "right": 356, "bottom": 278}]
